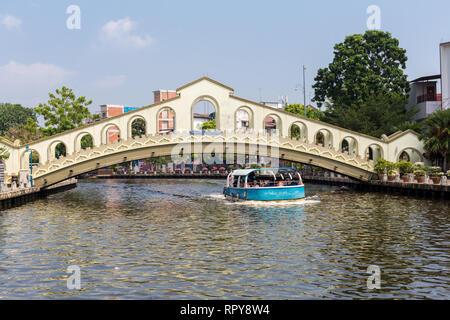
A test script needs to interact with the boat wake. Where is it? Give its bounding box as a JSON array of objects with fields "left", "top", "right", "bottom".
[{"left": 207, "top": 193, "right": 320, "bottom": 207}]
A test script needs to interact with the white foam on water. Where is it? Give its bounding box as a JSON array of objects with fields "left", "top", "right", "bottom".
[{"left": 206, "top": 193, "right": 320, "bottom": 207}]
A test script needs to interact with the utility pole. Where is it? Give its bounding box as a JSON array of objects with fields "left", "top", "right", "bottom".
[{"left": 303, "top": 65, "right": 307, "bottom": 118}]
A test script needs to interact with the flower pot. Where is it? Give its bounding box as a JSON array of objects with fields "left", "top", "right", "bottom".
[
  {"left": 401, "top": 175, "right": 409, "bottom": 183},
  {"left": 431, "top": 176, "right": 441, "bottom": 184},
  {"left": 416, "top": 176, "right": 425, "bottom": 183},
  {"left": 387, "top": 175, "right": 395, "bottom": 181},
  {"left": 377, "top": 174, "right": 384, "bottom": 180}
]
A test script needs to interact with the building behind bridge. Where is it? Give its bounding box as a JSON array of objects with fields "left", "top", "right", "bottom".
[{"left": 406, "top": 42, "right": 450, "bottom": 121}]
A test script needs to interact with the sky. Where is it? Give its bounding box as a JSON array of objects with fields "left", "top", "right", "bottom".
[{"left": 1, "top": 0, "right": 450, "bottom": 116}]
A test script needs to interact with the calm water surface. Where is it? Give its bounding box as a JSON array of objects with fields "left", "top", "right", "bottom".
[{"left": 0, "top": 179, "right": 448, "bottom": 299}]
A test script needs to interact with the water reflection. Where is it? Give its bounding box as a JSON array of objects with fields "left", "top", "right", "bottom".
[{"left": 0, "top": 179, "right": 448, "bottom": 299}]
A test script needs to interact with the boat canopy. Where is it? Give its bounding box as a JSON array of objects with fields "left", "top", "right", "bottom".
[{"left": 231, "top": 167, "right": 300, "bottom": 176}]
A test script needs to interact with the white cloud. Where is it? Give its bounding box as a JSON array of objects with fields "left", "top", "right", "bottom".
[
  {"left": 0, "top": 61, "right": 74, "bottom": 106},
  {"left": 99, "top": 17, "right": 152, "bottom": 48},
  {"left": 0, "top": 14, "right": 22, "bottom": 30},
  {"left": 94, "top": 75, "right": 127, "bottom": 88}
]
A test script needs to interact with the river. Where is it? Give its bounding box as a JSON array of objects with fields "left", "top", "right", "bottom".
[{"left": 0, "top": 179, "right": 448, "bottom": 299}]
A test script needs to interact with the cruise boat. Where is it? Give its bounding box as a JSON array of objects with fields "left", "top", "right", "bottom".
[{"left": 224, "top": 167, "right": 305, "bottom": 201}]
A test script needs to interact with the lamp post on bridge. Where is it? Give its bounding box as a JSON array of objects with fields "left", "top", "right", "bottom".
[{"left": 25, "top": 145, "right": 33, "bottom": 188}]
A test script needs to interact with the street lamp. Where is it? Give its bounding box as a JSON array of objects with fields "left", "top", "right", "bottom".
[{"left": 25, "top": 145, "right": 33, "bottom": 188}]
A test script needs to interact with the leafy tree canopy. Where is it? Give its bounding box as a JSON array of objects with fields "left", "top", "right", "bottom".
[
  {"left": 313, "top": 30, "right": 410, "bottom": 109},
  {"left": 322, "top": 93, "right": 416, "bottom": 137},
  {"left": 35, "top": 86, "right": 99, "bottom": 137},
  {"left": 201, "top": 119, "right": 216, "bottom": 130},
  {"left": 0, "top": 146, "right": 10, "bottom": 161},
  {"left": 284, "top": 104, "right": 324, "bottom": 120},
  {"left": 0, "top": 103, "right": 37, "bottom": 136}
]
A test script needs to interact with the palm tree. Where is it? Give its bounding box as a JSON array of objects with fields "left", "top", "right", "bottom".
[{"left": 420, "top": 109, "right": 450, "bottom": 171}]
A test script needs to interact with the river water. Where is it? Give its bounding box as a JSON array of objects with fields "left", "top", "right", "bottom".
[{"left": 0, "top": 179, "right": 448, "bottom": 299}]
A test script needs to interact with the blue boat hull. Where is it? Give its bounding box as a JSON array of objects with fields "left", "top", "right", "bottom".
[{"left": 224, "top": 185, "right": 305, "bottom": 201}]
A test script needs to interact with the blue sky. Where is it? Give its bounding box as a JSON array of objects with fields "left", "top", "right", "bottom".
[{"left": 1, "top": 0, "right": 450, "bottom": 115}]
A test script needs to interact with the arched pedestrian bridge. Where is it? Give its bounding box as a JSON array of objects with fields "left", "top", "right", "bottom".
[{"left": 0, "top": 77, "right": 426, "bottom": 188}]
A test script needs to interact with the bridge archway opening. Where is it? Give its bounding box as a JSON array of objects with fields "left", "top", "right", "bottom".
[
  {"left": 158, "top": 107, "right": 175, "bottom": 134},
  {"left": 235, "top": 107, "right": 253, "bottom": 132},
  {"left": 130, "top": 117, "right": 146, "bottom": 139},
  {"left": 53, "top": 142, "right": 66, "bottom": 159},
  {"left": 102, "top": 124, "right": 122, "bottom": 145},
  {"left": 366, "top": 144, "right": 383, "bottom": 161},
  {"left": 20, "top": 149, "right": 40, "bottom": 169},
  {"left": 289, "top": 122, "right": 307, "bottom": 140},
  {"left": 315, "top": 129, "right": 333, "bottom": 148},
  {"left": 74, "top": 132, "right": 94, "bottom": 152},
  {"left": 397, "top": 148, "right": 423, "bottom": 164},
  {"left": 192, "top": 99, "right": 217, "bottom": 131},
  {"left": 264, "top": 115, "right": 281, "bottom": 135},
  {"left": 340, "top": 137, "right": 358, "bottom": 155}
]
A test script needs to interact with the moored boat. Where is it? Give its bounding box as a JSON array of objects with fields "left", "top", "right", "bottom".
[{"left": 223, "top": 167, "right": 305, "bottom": 201}]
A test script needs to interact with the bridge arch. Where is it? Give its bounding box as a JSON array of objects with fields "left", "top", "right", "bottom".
[
  {"left": 74, "top": 132, "right": 95, "bottom": 152},
  {"left": 20, "top": 149, "right": 40, "bottom": 169},
  {"left": 191, "top": 95, "right": 220, "bottom": 131},
  {"left": 264, "top": 114, "right": 281, "bottom": 135},
  {"left": 289, "top": 121, "right": 307, "bottom": 141},
  {"left": 340, "top": 136, "right": 358, "bottom": 156},
  {"left": 315, "top": 129, "right": 333, "bottom": 148},
  {"left": 101, "top": 123, "right": 122, "bottom": 145},
  {"left": 397, "top": 147, "right": 423, "bottom": 163},
  {"left": 235, "top": 106, "right": 254, "bottom": 132},
  {"left": 48, "top": 141, "right": 67, "bottom": 161},
  {"left": 128, "top": 115, "right": 147, "bottom": 139},
  {"left": 157, "top": 107, "right": 176, "bottom": 134},
  {"left": 365, "top": 143, "right": 384, "bottom": 161}
]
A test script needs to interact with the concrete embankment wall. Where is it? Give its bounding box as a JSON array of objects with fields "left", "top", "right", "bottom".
[{"left": 0, "top": 181, "right": 77, "bottom": 210}]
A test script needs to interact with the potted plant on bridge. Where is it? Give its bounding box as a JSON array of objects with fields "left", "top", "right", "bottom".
[
  {"left": 447, "top": 170, "right": 450, "bottom": 179},
  {"left": 414, "top": 169, "right": 426, "bottom": 183},
  {"left": 374, "top": 159, "right": 388, "bottom": 180},
  {"left": 431, "top": 172, "right": 444, "bottom": 184},
  {"left": 397, "top": 161, "right": 414, "bottom": 182},
  {"left": 387, "top": 162, "right": 397, "bottom": 181},
  {"left": 202, "top": 167, "right": 209, "bottom": 175}
]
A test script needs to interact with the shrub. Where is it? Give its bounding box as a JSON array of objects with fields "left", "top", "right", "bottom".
[
  {"left": 414, "top": 170, "right": 426, "bottom": 177},
  {"left": 374, "top": 159, "right": 396, "bottom": 174},
  {"left": 447, "top": 170, "right": 450, "bottom": 177},
  {"left": 428, "top": 166, "right": 441, "bottom": 173},
  {"left": 431, "top": 172, "right": 444, "bottom": 177},
  {"left": 397, "top": 161, "right": 414, "bottom": 175}
]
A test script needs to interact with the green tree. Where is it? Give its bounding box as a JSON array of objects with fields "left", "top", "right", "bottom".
[
  {"left": 81, "top": 135, "right": 94, "bottom": 150},
  {"left": 0, "top": 103, "right": 37, "bottom": 136},
  {"left": 132, "top": 118, "right": 146, "bottom": 138},
  {"left": 313, "top": 31, "right": 409, "bottom": 109},
  {"left": 420, "top": 109, "right": 450, "bottom": 171},
  {"left": 322, "top": 93, "right": 416, "bottom": 137},
  {"left": 201, "top": 119, "right": 216, "bottom": 130},
  {"left": 0, "top": 146, "right": 10, "bottom": 161},
  {"left": 284, "top": 104, "right": 324, "bottom": 120},
  {"left": 5, "top": 117, "right": 41, "bottom": 143},
  {"left": 35, "top": 87, "right": 97, "bottom": 137}
]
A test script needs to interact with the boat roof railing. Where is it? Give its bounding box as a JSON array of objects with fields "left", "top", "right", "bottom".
[{"left": 231, "top": 167, "right": 300, "bottom": 177}]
